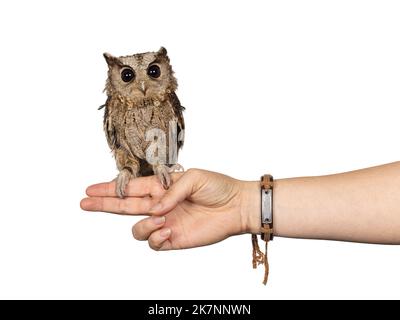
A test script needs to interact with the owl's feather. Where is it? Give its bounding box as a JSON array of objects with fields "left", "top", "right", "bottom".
[
  {"left": 101, "top": 47, "right": 185, "bottom": 197},
  {"left": 169, "top": 92, "right": 185, "bottom": 150}
]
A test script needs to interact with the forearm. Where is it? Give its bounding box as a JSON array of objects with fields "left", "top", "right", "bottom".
[{"left": 246, "top": 161, "right": 400, "bottom": 244}]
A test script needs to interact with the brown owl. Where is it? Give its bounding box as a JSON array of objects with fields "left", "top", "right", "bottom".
[{"left": 101, "top": 47, "right": 185, "bottom": 198}]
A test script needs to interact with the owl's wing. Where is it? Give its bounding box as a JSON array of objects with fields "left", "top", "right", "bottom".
[
  {"left": 169, "top": 92, "right": 185, "bottom": 149},
  {"left": 103, "top": 98, "right": 146, "bottom": 160},
  {"left": 103, "top": 98, "right": 118, "bottom": 151}
]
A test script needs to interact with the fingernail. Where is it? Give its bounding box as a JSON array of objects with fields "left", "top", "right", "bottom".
[
  {"left": 160, "top": 228, "right": 171, "bottom": 238},
  {"left": 152, "top": 216, "right": 166, "bottom": 225},
  {"left": 149, "top": 203, "right": 162, "bottom": 213}
]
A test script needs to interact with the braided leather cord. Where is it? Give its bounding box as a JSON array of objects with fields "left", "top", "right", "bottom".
[{"left": 252, "top": 174, "right": 273, "bottom": 285}]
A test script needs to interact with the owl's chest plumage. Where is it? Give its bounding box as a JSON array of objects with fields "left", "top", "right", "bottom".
[{"left": 105, "top": 96, "right": 177, "bottom": 159}]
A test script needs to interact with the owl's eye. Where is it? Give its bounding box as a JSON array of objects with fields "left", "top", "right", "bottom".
[
  {"left": 147, "top": 64, "right": 161, "bottom": 78},
  {"left": 121, "top": 68, "right": 135, "bottom": 82}
]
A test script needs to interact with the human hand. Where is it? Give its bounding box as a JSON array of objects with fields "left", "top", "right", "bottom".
[{"left": 80, "top": 169, "right": 261, "bottom": 250}]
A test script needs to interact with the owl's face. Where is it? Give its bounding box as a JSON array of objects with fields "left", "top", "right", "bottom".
[{"left": 104, "top": 47, "right": 177, "bottom": 102}]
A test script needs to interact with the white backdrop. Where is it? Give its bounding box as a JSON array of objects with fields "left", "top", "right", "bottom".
[{"left": 0, "top": 0, "right": 399, "bottom": 299}]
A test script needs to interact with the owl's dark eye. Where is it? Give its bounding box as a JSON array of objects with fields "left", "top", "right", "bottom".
[
  {"left": 147, "top": 64, "right": 161, "bottom": 78},
  {"left": 121, "top": 68, "right": 135, "bottom": 82}
]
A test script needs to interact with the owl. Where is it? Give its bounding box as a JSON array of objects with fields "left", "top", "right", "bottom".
[{"left": 101, "top": 47, "right": 185, "bottom": 198}]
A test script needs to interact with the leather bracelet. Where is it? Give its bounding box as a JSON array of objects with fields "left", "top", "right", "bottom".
[
  {"left": 261, "top": 174, "right": 274, "bottom": 241},
  {"left": 251, "top": 174, "right": 274, "bottom": 285}
]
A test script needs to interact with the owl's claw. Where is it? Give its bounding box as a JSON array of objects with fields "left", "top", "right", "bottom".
[
  {"left": 153, "top": 164, "right": 171, "bottom": 190},
  {"left": 152, "top": 163, "right": 184, "bottom": 189},
  {"left": 115, "top": 169, "right": 133, "bottom": 198},
  {"left": 168, "top": 163, "right": 184, "bottom": 173}
]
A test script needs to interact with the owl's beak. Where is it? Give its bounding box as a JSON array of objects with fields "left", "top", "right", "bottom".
[{"left": 139, "top": 81, "right": 147, "bottom": 95}]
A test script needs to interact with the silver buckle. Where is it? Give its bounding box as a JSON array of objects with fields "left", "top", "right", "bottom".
[{"left": 261, "top": 188, "right": 272, "bottom": 224}]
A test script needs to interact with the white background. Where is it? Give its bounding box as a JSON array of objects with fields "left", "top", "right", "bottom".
[{"left": 0, "top": 0, "right": 399, "bottom": 299}]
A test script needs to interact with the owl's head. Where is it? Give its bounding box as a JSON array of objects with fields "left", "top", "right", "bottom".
[{"left": 103, "top": 47, "right": 177, "bottom": 103}]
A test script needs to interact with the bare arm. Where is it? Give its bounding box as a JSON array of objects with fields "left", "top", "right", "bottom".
[
  {"left": 247, "top": 161, "right": 400, "bottom": 244},
  {"left": 81, "top": 162, "right": 400, "bottom": 249}
]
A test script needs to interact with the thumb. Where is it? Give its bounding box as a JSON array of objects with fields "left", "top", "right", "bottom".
[{"left": 149, "top": 170, "right": 199, "bottom": 215}]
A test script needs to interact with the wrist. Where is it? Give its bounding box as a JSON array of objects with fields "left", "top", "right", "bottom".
[{"left": 239, "top": 180, "right": 262, "bottom": 234}]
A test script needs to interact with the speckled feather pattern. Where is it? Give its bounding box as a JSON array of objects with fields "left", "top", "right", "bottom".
[
  {"left": 104, "top": 94, "right": 181, "bottom": 162},
  {"left": 102, "top": 47, "right": 185, "bottom": 196}
]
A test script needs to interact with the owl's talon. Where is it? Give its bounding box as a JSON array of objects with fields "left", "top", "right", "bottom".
[
  {"left": 103, "top": 49, "right": 185, "bottom": 197},
  {"left": 153, "top": 164, "right": 172, "bottom": 189},
  {"left": 160, "top": 173, "right": 171, "bottom": 189},
  {"left": 168, "top": 163, "right": 184, "bottom": 173},
  {"left": 115, "top": 169, "right": 133, "bottom": 198}
]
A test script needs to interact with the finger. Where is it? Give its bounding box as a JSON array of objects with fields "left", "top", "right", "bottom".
[
  {"left": 86, "top": 176, "right": 154, "bottom": 197},
  {"left": 80, "top": 196, "right": 155, "bottom": 215},
  {"left": 148, "top": 228, "right": 173, "bottom": 251},
  {"left": 86, "top": 173, "right": 184, "bottom": 198},
  {"left": 132, "top": 216, "right": 166, "bottom": 240},
  {"left": 149, "top": 169, "right": 201, "bottom": 215}
]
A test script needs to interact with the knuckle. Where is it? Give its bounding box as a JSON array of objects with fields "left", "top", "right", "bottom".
[
  {"left": 118, "top": 199, "right": 128, "bottom": 214},
  {"left": 186, "top": 168, "right": 201, "bottom": 178},
  {"left": 132, "top": 224, "right": 142, "bottom": 240},
  {"left": 186, "top": 168, "right": 197, "bottom": 175},
  {"left": 148, "top": 235, "right": 161, "bottom": 251},
  {"left": 132, "top": 220, "right": 148, "bottom": 240},
  {"left": 141, "top": 197, "right": 153, "bottom": 213},
  {"left": 148, "top": 241, "right": 160, "bottom": 251},
  {"left": 99, "top": 198, "right": 105, "bottom": 211},
  {"left": 106, "top": 183, "right": 113, "bottom": 196}
]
